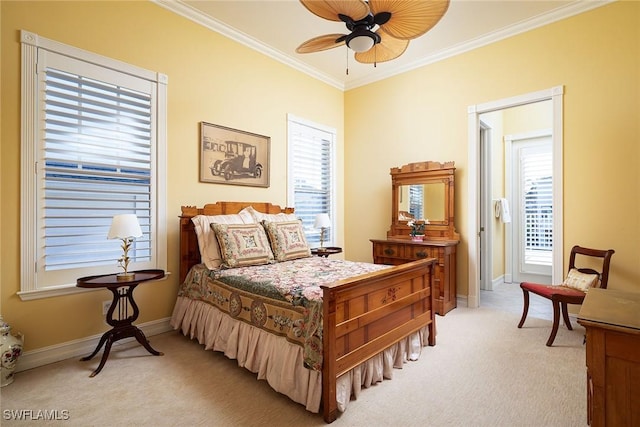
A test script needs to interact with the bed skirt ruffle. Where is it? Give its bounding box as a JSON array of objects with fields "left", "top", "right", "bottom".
[{"left": 170, "top": 296, "right": 429, "bottom": 414}]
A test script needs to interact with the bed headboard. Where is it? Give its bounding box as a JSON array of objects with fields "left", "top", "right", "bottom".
[{"left": 179, "top": 202, "right": 294, "bottom": 283}]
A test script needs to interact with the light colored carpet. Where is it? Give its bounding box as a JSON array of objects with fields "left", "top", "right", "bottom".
[{"left": 0, "top": 307, "right": 588, "bottom": 426}]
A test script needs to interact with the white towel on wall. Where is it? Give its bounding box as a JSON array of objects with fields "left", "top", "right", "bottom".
[{"left": 498, "top": 198, "right": 511, "bottom": 223}]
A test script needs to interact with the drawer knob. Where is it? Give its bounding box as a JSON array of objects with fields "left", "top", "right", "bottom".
[
  {"left": 384, "top": 248, "right": 395, "bottom": 256},
  {"left": 416, "top": 251, "right": 427, "bottom": 258}
]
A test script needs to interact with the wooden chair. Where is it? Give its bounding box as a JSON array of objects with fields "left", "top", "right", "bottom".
[{"left": 517, "top": 245, "right": 615, "bottom": 346}]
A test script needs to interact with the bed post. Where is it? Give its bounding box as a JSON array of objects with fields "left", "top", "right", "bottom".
[{"left": 322, "top": 287, "right": 339, "bottom": 423}]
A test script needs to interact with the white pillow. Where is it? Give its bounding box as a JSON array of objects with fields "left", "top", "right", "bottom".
[
  {"left": 243, "top": 205, "right": 298, "bottom": 223},
  {"left": 191, "top": 209, "right": 255, "bottom": 270},
  {"left": 562, "top": 268, "right": 599, "bottom": 292}
]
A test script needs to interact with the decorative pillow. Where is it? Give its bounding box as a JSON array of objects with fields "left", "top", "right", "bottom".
[
  {"left": 210, "top": 223, "right": 274, "bottom": 268},
  {"left": 562, "top": 268, "right": 599, "bottom": 292},
  {"left": 243, "top": 205, "right": 298, "bottom": 223},
  {"left": 262, "top": 220, "right": 312, "bottom": 262},
  {"left": 191, "top": 214, "right": 255, "bottom": 270}
]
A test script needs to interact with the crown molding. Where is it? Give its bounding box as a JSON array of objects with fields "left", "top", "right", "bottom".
[
  {"left": 345, "top": 0, "right": 614, "bottom": 90},
  {"left": 154, "top": 0, "right": 614, "bottom": 92},
  {"left": 153, "top": 0, "right": 345, "bottom": 90}
]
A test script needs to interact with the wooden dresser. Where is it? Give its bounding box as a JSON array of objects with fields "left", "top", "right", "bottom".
[
  {"left": 372, "top": 161, "right": 460, "bottom": 316},
  {"left": 577, "top": 288, "right": 640, "bottom": 426},
  {"left": 371, "top": 238, "right": 458, "bottom": 315}
]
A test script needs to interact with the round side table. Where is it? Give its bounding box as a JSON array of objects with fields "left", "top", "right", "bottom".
[
  {"left": 76, "top": 269, "right": 165, "bottom": 377},
  {"left": 311, "top": 247, "right": 342, "bottom": 257}
]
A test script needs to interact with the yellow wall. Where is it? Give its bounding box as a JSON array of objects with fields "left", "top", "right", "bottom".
[
  {"left": 345, "top": 1, "right": 639, "bottom": 298},
  {"left": 1, "top": 1, "right": 344, "bottom": 351}
]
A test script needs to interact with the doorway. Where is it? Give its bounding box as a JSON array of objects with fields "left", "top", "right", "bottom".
[{"left": 467, "top": 86, "right": 564, "bottom": 309}]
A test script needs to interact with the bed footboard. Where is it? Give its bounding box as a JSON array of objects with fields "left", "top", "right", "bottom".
[{"left": 321, "top": 258, "right": 436, "bottom": 422}]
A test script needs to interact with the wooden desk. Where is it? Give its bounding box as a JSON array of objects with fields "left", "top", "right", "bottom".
[
  {"left": 577, "top": 288, "right": 640, "bottom": 426},
  {"left": 76, "top": 269, "right": 165, "bottom": 377}
]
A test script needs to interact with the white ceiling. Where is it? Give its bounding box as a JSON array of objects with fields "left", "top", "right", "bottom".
[{"left": 155, "top": 0, "right": 611, "bottom": 90}]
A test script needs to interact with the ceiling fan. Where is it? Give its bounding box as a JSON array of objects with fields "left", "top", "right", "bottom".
[{"left": 296, "top": 0, "right": 450, "bottom": 65}]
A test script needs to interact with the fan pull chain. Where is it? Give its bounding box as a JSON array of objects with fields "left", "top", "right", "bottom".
[{"left": 346, "top": 47, "right": 349, "bottom": 75}]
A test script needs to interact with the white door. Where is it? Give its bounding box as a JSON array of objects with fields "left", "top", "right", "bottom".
[
  {"left": 479, "top": 123, "right": 492, "bottom": 290},
  {"left": 511, "top": 135, "right": 553, "bottom": 284}
]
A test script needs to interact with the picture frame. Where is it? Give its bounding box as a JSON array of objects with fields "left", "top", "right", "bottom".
[{"left": 199, "top": 122, "right": 270, "bottom": 187}]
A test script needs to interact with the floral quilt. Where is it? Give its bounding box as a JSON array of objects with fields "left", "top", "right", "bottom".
[{"left": 177, "top": 257, "right": 390, "bottom": 371}]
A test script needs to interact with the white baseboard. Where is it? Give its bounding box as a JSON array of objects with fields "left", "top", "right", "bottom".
[
  {"left": 493, "top": 275, "right": 505, "bottom": 287},
  {"left": 457, "top": 295, "right": 468, "bottom": 308},
  {"left": 15, "top": 317, "right": 173, "bottom": 373}
]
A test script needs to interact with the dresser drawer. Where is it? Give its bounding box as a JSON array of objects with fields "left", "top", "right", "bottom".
[
  {"left": 407, "top": 245, "right": 439, "bottom": 262},
  {"left": 374, "top": 242, "right": 406, "bottom": 259}
]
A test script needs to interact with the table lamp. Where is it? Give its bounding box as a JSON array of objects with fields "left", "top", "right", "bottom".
[
  {"left": 108, "top": 214, "right": 143, "bottom": 281},
  {"left": 314, "top": 213, "right": 331, "bottom": 249}
]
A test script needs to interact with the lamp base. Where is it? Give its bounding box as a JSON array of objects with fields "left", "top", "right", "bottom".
[{"left": 116, "top": 272, "right": 135, "bottom": 282}]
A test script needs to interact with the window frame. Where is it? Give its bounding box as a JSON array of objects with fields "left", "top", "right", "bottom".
[
  {"left": 19, "top": 30, "right": 168, "bottom": 300},
  {"left": 286, "top": 114, "right": 337, "bottom": 247}
]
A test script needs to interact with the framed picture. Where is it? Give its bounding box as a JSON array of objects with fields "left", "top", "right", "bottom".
[{"left": 199, "top": 122, "right": 270, "bottom": 187}]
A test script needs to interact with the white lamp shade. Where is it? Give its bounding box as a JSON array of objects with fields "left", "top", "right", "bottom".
[
  {"left": 108, "top": 214, "right": 142, "bottom": 239},
  {"left": 314, "top": 213, "right": 331, "bottom": 229}
]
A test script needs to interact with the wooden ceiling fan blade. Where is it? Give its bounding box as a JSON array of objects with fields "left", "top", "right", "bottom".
[
  {"left": 296, "top": 34, "right": 346, "bottom": 53},
  {"left": 354, "top": 31, "right": 408, "bottom": 64},
  {"left": 299, "top": 0, "right": 370, "bottom": 22},
  {"left": 369, "top": 0, "right": 450, "bottom": 40}
]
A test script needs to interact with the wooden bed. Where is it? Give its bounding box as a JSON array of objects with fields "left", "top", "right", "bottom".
[{"left": 177, "top": 202, "right": 436, "bottom": 423}]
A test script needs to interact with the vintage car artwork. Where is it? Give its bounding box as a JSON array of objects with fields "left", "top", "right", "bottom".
[
  {"left": 200, "top": 122, "right": 270, "bottom": 188},
  {"left": 209, "top": 140, "right": 263, "bottom": 181}
]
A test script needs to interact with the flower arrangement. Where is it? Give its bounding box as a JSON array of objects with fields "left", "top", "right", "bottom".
[{"left": 407, "top": 219, "right": 429, "bottom": 236}]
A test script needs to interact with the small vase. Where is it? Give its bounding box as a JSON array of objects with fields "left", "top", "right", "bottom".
[
  {"left": 411, "top": 235, "right": 424, "bottom": 242},
  {"left": 0, "top": 316, "right": 24, "bottom": 387}
]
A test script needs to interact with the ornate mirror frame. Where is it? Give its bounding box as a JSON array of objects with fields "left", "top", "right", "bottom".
[{"left": 388, "top": 161, "right": 459, "bottom": 241}]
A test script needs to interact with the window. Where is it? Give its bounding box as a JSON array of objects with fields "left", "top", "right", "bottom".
[
  {"left": 287, "top": 115, "right": 336, "bottom": 247},
  {"left": 521, "top": 143, "right": 553, "bottom": 265},
  {"left": 20, "top": 31, "right": 167, "bottom": 299}
]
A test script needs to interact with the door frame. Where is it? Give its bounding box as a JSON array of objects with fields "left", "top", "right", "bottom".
[{"left": 467, "top": 86, "right": 564, "bottom": 308}]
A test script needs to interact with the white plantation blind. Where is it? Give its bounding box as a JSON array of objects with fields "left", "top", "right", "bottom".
[
  {"left": 288, "top": 117, "right": 335, "bottom": 246},
  {"left": 21, "top": 31, "right": 166, "bottom": 297},
  {"left": 42, "top": 67, "right": 152, "bottom": 273},
  {"left": 521, "top": 146, "right": 553, "bottom": 261}
]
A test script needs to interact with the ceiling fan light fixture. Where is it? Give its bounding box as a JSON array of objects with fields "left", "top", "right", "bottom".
[
  {"left": 347, "top": 34, "right": 375, "bottom": 52},
  {"left": 298, "top": 0, "right": 451, "bottom": 64}
]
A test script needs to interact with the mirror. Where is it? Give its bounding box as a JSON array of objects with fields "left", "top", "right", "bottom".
[
  {"left": 398, "top": 183, "right": 446, "bottom": 223},
  {"left": 388, "top": 161, "right": 459, "bottom": 241}
]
